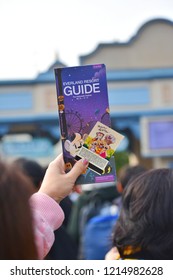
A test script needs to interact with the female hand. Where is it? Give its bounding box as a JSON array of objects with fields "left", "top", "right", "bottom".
[
  {"left": 105, "top": 247, "right": 120, "bottom": 260},
  {"left": 38, "top": 154, "right": 88, "bottom": 203}
]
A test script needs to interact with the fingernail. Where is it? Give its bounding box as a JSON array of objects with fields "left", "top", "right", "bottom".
[{"left": 82, "top": 158, "right": 89, "bottom": 165}]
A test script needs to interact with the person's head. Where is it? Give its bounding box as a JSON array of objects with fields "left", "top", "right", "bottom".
[
  {"left": 117, "top": 164, "right": 147, "bottom": 193},
  {"left": 0, "top": 160, "right": 38, "bottom": 259},
  {"left": 13, "top": 158, "right": 45, "bottom": 190},
  {"left": 113, "top": 168, "right": 173, "bottom": 259}
]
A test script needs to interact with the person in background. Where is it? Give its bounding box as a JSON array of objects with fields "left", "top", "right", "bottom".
[
  {"left": 67, "top": 182, "right": 121, "bottom": 259},
  {"left": 105, "top": 164, "right": 147, "bottom": 260},
  {"left": 115, "top": 164, "right": 148, "bottom": 210},
  {"left": 13, "top": 157, "right": 73, "bottom": 225},
  {"left": 105, "top": 168, "right": 173, "bottom": 260},
  {"left": 0, "top": 154, "right": 88, "bottom": 259},
  {"left": 13, "top": 157, "right": 45, "bottom": 190},
  {"left": 13, "top": 157, "right": 79, "bottom": 260},
  {"left": 0, "top": 160, "right": 38, "bottom": 259}
]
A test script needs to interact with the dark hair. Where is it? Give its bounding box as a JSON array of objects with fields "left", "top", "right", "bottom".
[
  {"left": 113, "top": 168, "right": 173, "bottom": 259},
  {"left": 118, "top": 164, "right": 147, "bottom": 190},
  {"left": 13, "top": 158, "right": 45, "bottom": 189},
  {"left": 0, "top": 160, "right": 38, "bottom": 259}
]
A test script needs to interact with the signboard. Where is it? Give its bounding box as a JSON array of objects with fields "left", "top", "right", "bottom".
[{"left": 140, "top": 116, "right": 173, "bottom": 157}]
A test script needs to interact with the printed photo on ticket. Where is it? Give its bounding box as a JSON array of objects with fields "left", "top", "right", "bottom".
[{"left": 75, "top": 121, "right": 124, "bottom": 174}]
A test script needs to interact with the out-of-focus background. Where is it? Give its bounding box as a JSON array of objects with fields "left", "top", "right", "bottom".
[{"left": 0, "top": 0, "right": 173, "bottom": 172}]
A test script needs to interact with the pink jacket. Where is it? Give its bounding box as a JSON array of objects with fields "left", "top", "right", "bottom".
[{"left": 30, "top": 192, "right": 64, "bottom": 259}]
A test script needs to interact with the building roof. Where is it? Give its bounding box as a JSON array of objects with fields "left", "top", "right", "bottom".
[
  {"left": 79, "top": 18, "right": 173, "bottom": 64},
  {"left": 0, "top": 59, "right": 67, "bottom": 86},
  {"left": 1, "top": 18, "right": 173, "bottom": 86}
]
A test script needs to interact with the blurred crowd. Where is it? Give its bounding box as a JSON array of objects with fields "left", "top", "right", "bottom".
[{"left": 0, "top": 154, "right": 173, "bottom": 260}]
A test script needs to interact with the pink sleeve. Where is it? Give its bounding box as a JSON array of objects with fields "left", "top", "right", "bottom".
[{"left": 30, "top": 192, "right": 65, "bottom": 259}]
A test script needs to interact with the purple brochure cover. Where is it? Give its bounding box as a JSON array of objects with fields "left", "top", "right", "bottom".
[{"left": 54, "top": 64, "right": 116, "bottom": 184}]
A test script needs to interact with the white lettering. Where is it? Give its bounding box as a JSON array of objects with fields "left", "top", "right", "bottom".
[
  {"left": 63, "top": 83, "right": 100, "bottom": 96},
  {"left": 64, "top": 86, "right": 72, "bottom": 96},
  {"left": 93, "top": 83, "right": 100, "bottom": 93}
]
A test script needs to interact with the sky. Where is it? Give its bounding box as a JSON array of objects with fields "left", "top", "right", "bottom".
[{"left": 0, "top": 0, "right": 173, "bottom": 80}]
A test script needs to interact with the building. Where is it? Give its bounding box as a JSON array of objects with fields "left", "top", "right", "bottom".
[
  {"left": 0, "top": 18, "right": 173, "bottom": 168},
  {"left": 79, "top": 18, "right": 173, "bottom": 169},
  {"left": 0, "top": 60, "right": 66, "bottom": 164}
]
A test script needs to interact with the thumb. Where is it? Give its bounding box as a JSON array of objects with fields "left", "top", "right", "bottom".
[{"left": 68, "top": 158, "right": 89, "bottom": 181}]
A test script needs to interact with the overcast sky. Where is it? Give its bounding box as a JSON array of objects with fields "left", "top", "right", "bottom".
[{"left": 0, "top": 0, "right": 173, "bottom": 80}]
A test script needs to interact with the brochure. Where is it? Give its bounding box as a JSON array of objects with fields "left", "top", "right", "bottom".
[{"left": 54, "top": 64, "right": 124, "bottom": 184}]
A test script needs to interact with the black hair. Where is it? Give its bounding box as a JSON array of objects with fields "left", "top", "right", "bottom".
[
  {"left": 13, "top": 158, "right": 45, "bottom": 189},
  {"left": 113, "top": 168, "right": 173, "bottom": 259},
  {"left": 118, "top": 164, "right": 147, "bottom": 190}
]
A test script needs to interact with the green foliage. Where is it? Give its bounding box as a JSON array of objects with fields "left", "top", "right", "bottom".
[{"left": 114, "top": 151, "right": 129, "bottom": 175}]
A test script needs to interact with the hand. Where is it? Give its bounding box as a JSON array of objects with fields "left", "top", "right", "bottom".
[
  {"left": 105, "top": 247, "right": 120, "bottom": 260},
  {"left": 38, "top": 154, "right": 88, "bottom": 203}
]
